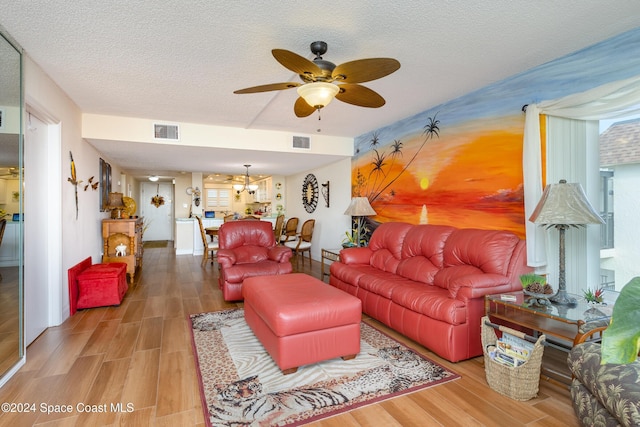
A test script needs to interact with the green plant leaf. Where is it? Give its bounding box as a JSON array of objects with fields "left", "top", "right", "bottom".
[{"left": 601, "top": 277, "right": 640, "bottom": 364}]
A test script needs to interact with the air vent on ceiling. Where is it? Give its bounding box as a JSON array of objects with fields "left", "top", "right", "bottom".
[
  {"left": 292, "top": 135, "right": 310, "bottom": 150},
  {"left": 153, "top": 123, "right": 180, "bottom": 141}
]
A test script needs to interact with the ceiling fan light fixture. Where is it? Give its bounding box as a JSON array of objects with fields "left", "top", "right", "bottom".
[{"left": 297, "top": 82, "right": 339, "bottom": 109}]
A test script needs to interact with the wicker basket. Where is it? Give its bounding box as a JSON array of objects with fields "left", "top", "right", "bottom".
[{"left": 481, "top": 316, "right": 545, "bottom": 401}]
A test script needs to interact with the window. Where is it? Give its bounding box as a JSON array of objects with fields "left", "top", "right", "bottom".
[{"left": 205, "top": 187, "right": 230, "bottom": 210}]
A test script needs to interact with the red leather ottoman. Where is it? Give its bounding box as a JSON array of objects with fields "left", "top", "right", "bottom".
[
  {"left": 243, "top": 273, "right": 362, "bottom": 374},
  {"left": 68, "top": 257, "right": 128, "bottom": 314}
]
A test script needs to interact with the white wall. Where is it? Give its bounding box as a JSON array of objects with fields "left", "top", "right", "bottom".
[
  {"left": 82, "top": 114, "right": 353, "bottom": 156},
  {"left": 24, "top": 55, "right": 115, "bottom": 324},
  {"left": 284, "top": 158, "right": 352, "bottom": 261}
]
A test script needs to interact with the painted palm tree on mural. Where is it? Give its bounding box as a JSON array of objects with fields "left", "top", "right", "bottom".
[{"left": 355, "top": 114, "right": 440, "bottom": 203}]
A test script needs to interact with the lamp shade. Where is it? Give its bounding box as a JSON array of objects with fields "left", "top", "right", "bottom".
[
  {"left": 297, "top": 82, "right": 340, "bottom": 109},
  {"left": 529, "top": 180, "right": 604, "bottom": 226},
  {"left": 106, "top": 192, "right": 125, "bottom": 209},
  {"left": 344, "top": 197, "right": 377, "bottom": 216}
]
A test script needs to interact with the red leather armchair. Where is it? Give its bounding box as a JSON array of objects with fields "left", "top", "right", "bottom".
[{"left": 217, "top": 220, "right": 293, "bottom": 301}]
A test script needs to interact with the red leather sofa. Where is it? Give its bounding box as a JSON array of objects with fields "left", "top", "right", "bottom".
[
  {"left": 217, "top": 220, "right": 293, "bottom": 301},
  {"left": 329, "top": 222, "right": 531, "bottom": 362}
]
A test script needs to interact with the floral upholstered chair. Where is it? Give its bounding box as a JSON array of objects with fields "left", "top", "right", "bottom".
[{"left": 568, "top": 326, "right": 640, "bottom": 427}]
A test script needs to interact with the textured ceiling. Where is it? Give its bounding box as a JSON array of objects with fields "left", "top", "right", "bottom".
[{"left": 1, "top": 1, "right": 639, "bottom": 180}]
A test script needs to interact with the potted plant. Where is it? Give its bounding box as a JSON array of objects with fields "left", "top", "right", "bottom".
[
  {"left": 601, "top": 277, "right": 640, "bottom": 364},
  {"left": 519, "top": 273, "right": 553, "bottom": 295},
  {"left": 342, "top": 219, "right": 371, "bottom": 248},
  {"left": 583, "top": 288, "right": 604, "bottom": 304},
  {"left": 341, "top": 231, "right": 357, "bottom": 248}
]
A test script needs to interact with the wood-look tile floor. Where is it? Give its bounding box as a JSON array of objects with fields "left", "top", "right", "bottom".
[{"left": 0, "top": 246, "right": 580, "bottom": 426}]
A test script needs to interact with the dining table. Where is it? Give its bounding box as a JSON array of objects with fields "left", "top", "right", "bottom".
[{"left": 205, "top": 226, "right": 219, "bottom": 242}]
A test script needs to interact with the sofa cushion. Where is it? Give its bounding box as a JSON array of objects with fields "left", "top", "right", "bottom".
[
  {"left": 358, "top": 272, "right": 414, "bottom": 299},
  {"left": 221, "top": 260, "right": 290, "bottom": 283},
  {"left": 391, "top": 282, "right": 466, "bottom": 324},
  {"left": 400, "top": 225, "right": 454, "bottom": 266},
  {"left": 443, "top": 229, "right": 520, "bottom": 275},
  {"left": 330, "top": 262, "right": 374, "bottom": 286},
  {"left": 433, "top": 265, "right": 483, "bottom": 291},
  {"left": 231, "top": 245, "right": 269, "bottom": 264},
  {"left": 367, "top": 222, "right": 412, "bottom": 273}
]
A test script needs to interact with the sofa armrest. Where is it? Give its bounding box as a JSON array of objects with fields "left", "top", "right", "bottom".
[
  {"left": 217, "top": 249, "right": 237, "bottom": 269},
  {"left": 339, "top": 247, "right": 373, "bottom": 264},
  {"left": 268, "top": 246, "right": 293, "bottom": 263},
  {"left": 450, "top": 273, "right": 511, "bottom": 299}
]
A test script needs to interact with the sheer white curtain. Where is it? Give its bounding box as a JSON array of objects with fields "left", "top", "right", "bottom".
[{"left": 523, "top": 74, "right": 640, "bottom": 267}]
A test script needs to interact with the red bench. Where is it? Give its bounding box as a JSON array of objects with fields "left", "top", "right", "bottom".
[{"left": 67, "top": 257, "right": 128, "bottom": 315}]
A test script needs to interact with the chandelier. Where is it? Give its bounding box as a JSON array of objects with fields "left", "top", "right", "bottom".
[{"left": 233, "top": 164, "right": 259, "bottom": 195}]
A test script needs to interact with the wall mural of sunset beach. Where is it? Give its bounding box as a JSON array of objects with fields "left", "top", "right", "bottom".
[
  {"left": 351, "top": 26, "right": 640, "bottom": 241},
  {"left": 352, "top": 114, "right": 527, "bottom": 238}
]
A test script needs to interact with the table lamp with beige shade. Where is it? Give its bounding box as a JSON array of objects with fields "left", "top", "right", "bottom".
[{"left": 529, "top": 180, "right": 605, "bottom": 305}]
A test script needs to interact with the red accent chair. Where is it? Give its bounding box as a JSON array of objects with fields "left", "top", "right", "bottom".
[
  {"left": 217, "top": 220, "right": 293, "bottom": 301},
  {"left": 67, "top": 257, "right": 128, "bottom": 315}
]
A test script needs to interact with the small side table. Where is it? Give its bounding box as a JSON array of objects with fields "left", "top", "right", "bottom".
[
  {"left": 485, "top": 291, "right": 613, "bottom": 384},
  {"left": 320, "top": 248, "right": 341, "bottom": 280}
]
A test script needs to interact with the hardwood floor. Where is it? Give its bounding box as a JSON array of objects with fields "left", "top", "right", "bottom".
[{"left": 0, "top": 245, "right": 580, "bottom": 426}]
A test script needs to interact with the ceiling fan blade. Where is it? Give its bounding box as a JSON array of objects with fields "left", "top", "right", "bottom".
[
  {"left": 332, "top": 58, "right": 400, "bottom": 84},
  {"left": 335, "top": 84, "right": 386, "bottom": 108},
  {"left": 294, "top": 97, "right": 316, "bottom": 117},
  {"left": 234, "top": 82, "right": 300, "bottom": 94},
  {"left": 272, "top": 49, "right": 323, "bottom": 78}
]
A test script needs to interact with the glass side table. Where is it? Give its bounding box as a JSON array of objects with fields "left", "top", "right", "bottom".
[
  {"left": 486, "top": 290, "right": 614, "bottom": 385},
  {"left": 320, "top": 248, "right": 341, "bottom": 280},
  {"left": 485, "top": 291, "right": 612, "bottom": 346}
]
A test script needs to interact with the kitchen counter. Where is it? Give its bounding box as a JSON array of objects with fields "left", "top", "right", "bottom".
[{"left": 175, "top": 216, "right": 279, "bottom": 256}]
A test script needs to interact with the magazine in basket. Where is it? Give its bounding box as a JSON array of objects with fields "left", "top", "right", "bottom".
[{"left": 487, "top": 332, "right": 535, "bottom": 367}]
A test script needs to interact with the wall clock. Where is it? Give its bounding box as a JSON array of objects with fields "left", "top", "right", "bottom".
[{"left": 302, "top": 174, "right": 319, "bottom": 213}]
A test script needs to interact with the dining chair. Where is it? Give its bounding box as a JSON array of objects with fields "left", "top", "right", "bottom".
[
  {"left": 223, "top": 214, "right": 235, "bottom": 223},
  {"left": 273, "top": 214, "right": 285, "bottom": 242},
  {"left": 279, "top": 217, "right": 299, "bottom": 244},
  {"left": 197, "top": 216, "right": 218, "bottom": 266},
  {"left": 284, "top": 219, "right": 315, "bottom": 266}
]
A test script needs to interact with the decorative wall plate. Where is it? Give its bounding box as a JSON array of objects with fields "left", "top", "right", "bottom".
[
  {"left": 302, "top": 174, "right": 319, "bottom": 213},
  {"left": 123, "top": 196, "right": 137, "bottom": 216}
]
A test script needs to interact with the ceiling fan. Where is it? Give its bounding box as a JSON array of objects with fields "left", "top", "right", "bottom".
[{"left": 234, "top": 41, "right": 400, "bottom": 118}]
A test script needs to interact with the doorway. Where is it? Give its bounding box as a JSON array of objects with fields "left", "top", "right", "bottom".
[
  {"left": 140, "top": 182, "right": 173, "bottom": 241},
  {"left": 24, "top": 110, "right": 62, "bottom": 345}
]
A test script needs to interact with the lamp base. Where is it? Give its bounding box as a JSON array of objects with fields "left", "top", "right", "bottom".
[
  {"left": 110, "top": 208, "right": 123, "bottom": 219},
  {"left": 549, "top": 289, "right": 577, "bottom": 306}
]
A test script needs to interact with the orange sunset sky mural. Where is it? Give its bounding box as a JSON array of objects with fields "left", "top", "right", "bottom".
[
  {"left": 352, "top": 26, "right": 640, "bottom": 242},
  {"left": 352, "top": 114, "right": 527, "bottom": 238}
]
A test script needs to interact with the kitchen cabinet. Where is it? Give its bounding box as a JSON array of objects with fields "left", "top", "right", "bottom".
[
  {"left": 253, "top": 177, "right": 272, "bottom": 203},
  {"left": 102, "top": 217, "right": 143, "bottom": 282}
]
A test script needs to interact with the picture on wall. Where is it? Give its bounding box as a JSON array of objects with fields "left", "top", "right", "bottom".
[{"left": 99, "top": 158, "right": 112, "bottom": 211}]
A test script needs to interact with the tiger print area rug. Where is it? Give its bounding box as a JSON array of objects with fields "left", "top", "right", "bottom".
[{"left": 189, "top": 309, "right": 460, "bottom": 427}]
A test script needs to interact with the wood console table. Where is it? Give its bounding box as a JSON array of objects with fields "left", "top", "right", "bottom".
[{"left": 102, "top": 217, "right": 143, "bottom": 282}]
